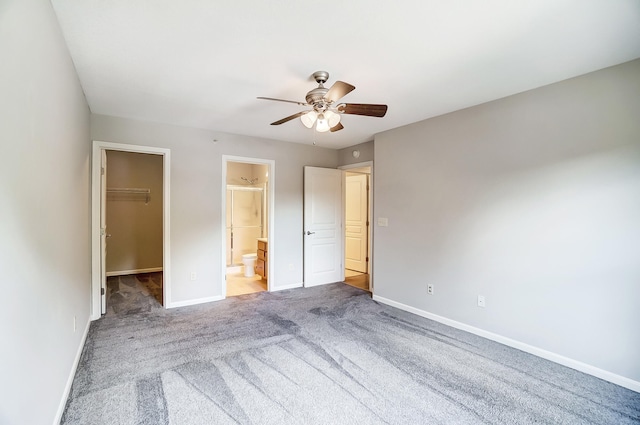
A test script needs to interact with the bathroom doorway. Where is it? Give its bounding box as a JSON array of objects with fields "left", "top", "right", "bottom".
[{"left": 222, "top": 156, "right": 274, "bottom": 297}]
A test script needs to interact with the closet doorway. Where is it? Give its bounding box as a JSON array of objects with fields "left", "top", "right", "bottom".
[
  {"left": 91, "top": 141, "right": 171, "bottom": 319},
  {"left": 104, "top": 150, "right": 164, "bottom": 315}
]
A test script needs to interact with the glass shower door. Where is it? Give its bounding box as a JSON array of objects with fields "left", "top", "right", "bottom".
[{"left": 226, "top": 187, "right": 263, "bottom": 266}]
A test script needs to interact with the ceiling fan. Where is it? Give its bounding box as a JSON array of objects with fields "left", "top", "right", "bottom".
[{"left": 258, "top": 71, "right": 387, "bottom": 133}]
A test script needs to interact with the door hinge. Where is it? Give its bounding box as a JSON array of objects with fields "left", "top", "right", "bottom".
[
  {"left": 101, "top": 167, "right": 105, "bottom": 176},
  {"left": 366, "top": 257, "right": 369, "bottom": 262},
  {"left": 101, "top": 288, "right": 105, "bottom": 296}
]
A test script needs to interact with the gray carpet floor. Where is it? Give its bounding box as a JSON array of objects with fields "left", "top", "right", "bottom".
[
  {"left": 62, "top": 283, "right": 640, "bottom": 424},
  {"left": 106, "top": 273, "right": 163, "bottom": 315}
]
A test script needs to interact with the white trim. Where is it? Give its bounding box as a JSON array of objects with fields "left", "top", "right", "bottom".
[
  {"left": 270, "top": 282, "right": 303, "bottom": 292},
  {"left": 221, "top": 155, "right": 275, "bottom": 298},
  {"left": 226, "top": 265, "right": 242, "bottom": 274},
  {"left": 91, "top": 141, "right": 171, "bottom": 320},
  {"left": 54, "top": 317, "right": 91, "bottom": 425},
  {"left": 168, "top": 295, "right": 224, "bottom": 309},
  {"left": 106, "top": 267, "right": 163, "bottom": 277},
  {"left": 304, "top": 280, "right": 339, "bottom": 288},
  {"left": 372, "top": 294, "right": 640, "bottom": 393},
  {"left": 338, "top": 160, "right": 374, "bottom": 171}
]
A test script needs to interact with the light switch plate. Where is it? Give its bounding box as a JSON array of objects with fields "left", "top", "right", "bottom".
[{"left": 377, "top": 217, "right": 389, "bottom": 227}]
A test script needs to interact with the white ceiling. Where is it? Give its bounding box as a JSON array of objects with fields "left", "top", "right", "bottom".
[{"left": 51, "top": 0, "right": 640, "bottom": 149}]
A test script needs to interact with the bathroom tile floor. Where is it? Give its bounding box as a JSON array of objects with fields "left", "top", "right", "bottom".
[{"left": 226, "top": 272, "right": 267, "bottom": 297}]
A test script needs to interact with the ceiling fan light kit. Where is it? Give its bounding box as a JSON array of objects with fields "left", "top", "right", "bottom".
[
  {"left": 316, "top": 114, "right": 329, "bottom": 132},
  {"left": 306, "top": 110, "right": 340, "bottom": 133},
  {"left": 300, "top": 110, "right": 317, "bottom": 128},
  {"left": 325, "top": 110, "right": 341, "bottom": 127},
  {"left": 258, "top": 71, "right": 387, "bottom": 134}
]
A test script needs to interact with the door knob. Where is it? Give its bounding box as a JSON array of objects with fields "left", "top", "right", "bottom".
[
  {"left": 306, "top": 231, "right": 315, "bottom": 235},
  {"left": 106, "top": 234, "right": 112, "bottom": 238}
]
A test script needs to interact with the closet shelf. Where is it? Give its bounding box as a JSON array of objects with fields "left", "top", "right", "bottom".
[{"left": 106, "top": 187, "right": 151, "bottom": 204}]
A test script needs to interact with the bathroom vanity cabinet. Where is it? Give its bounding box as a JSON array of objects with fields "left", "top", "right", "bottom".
[{"left": 257, "top": 239, "right": 267, "bottom": 280}]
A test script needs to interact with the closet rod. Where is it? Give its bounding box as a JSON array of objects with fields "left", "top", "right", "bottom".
[
  {"left": 106, "top": 188, "right": 151, "bottom": 204},
  {"left": 106, "top": 188, "right": 150, "bottom": 194}
]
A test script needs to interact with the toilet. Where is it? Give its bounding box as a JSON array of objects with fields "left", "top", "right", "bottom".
[{"left": 241, "top": 253, "right": 258, "bottom": 277}]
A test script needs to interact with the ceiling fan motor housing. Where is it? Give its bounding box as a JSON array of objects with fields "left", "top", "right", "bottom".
[{"left": 305, "top": 87, "right": 329, "bottom": 109}]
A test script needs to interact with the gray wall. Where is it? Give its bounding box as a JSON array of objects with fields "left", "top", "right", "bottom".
[
  {"left": 338, "top": 140, "right": 374, "bottom": 166},
  {"left": 374, "top": 59, "right": 640, "bottom": 383},
  {"left": 0, "top": 0, "right": 91, "bottom": 423},
  {"left": 91, "top": 114, "right": 339, "bottom": 303},
  {"left": 106, "top": 151, "right": 164, "bottom": 274}
]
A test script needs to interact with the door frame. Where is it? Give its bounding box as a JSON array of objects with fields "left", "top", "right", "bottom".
[
  {"left": 339, "top": 161, "right": 373, "bottom": 290},
  {"left": 91, "top": 140, "right": 171, "bottom": 320},
  {"left": 221, "top": 155, "right": 275, "bottom": 296}
]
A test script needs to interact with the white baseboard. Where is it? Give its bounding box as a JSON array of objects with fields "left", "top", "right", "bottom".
[
  {"left": 106, "top": 267, "right": 163, "bottom": 277},
  {"left": 372, "top": 295, "right": 640, "bottom": 394},
  {"left": 270, "top": 282, "right": 303, "bottom": 292},
  {"left": 167, "top": 295, "right": 224, "bottom": 309},
  {"left": 54, "top": 317, "right": 91, "bottom": 425},
  {"left": 226, "top": 265, "right": 243, "bottom": 274},
  {"left": 303, "top": 281, "right": 338, "bottom": 288},
  {"left": 166, "top": 282, "right": 304, "bottom": 307}
]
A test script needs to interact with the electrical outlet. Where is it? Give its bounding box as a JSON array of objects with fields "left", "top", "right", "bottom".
[
  {"left": 427, "top": 284, "right": 434, "bottom": 295},
  {"left": 190, "top": 272, "right": 197, "bottom": 281},
  {"left": 73, "top": 316, "right": 77, "bottom": 332},
  {"left": 289, "top": 264, "right": 295, "bottom": 271},
  {"left": 477, "top": 295, "right": 486, "bottom": 308}
]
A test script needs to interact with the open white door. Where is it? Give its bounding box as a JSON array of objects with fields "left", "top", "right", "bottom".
[
  {"left": 345, "top": 173, "right": 368, "bottom": 273},
  {"left": 304, "top": 166, "right": 343, "bottom": 287},
  {"left": 100, "top": 150, "right": 107, "bottom": 314}
]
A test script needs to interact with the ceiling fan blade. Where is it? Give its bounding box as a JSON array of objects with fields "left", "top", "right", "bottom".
[
  {"left": 330, "top": 122, "right": 344, "bottom": 132},
  {"left": 257, "top": 96, "right": 308, "bottom": 106},
  {"left": 337, "top": 103, "right": 388, "bottom": 117},
  {"left": 324, "top": 81, "right": 356, "bottom": 103},
  {"left": 270, "top": 111, "right": 307, "bottom": 125}
]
